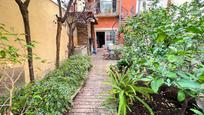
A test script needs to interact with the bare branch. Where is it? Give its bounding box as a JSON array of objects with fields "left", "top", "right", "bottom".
[
  {"left": 2, "top": 81, "right": 10, "bottom": 91},
  {"left": 15, "top": 0, "right": 23, "bottom": 6},
  {"left": 0, "top": 97, "right": 10, "bottom": 110},
  {"left": 0, "top": 75, "right": 4, "bottom": 82},
  {"left": 14, "top": 70, "right": 24, "bottom": 83},
  {"left": 61, "top": 0, "right": 74, "bottom": 23},
  {"left": 72, "top": 25, "right": 76, "bottom": 32},
  {"left": 57, "top": 0, "right": 63, "bottom": 17},
  {"left": 11, "top": 68, "right": 15, "bottom": 85},
  {"left": 24, "top": 0, "right": 30, "bottom": 7}
]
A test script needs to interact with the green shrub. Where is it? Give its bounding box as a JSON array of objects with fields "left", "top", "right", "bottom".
[
  {"left": 114, "top": 0, "right": 204, "bottom": 114},
  {"left": 107, "top": 66, "right": 154, "bottom": 115},
  {"left": 123, "top": 0, "right": 204, "bottom": 98},
  {"left": 11, "top": 55, "right": 91, "bottom": 114}
]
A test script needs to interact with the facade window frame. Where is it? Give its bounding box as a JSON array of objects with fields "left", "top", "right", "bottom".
[{"left": 95, "top": 0, "right": 117, "bottom": 14}]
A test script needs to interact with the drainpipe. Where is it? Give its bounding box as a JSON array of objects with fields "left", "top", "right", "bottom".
[
  {"left": 137, "top": 0, "right": 141, "bottom": 16},
  {"left": 119, "top": 0, "right": 123, "bottom": 27}
]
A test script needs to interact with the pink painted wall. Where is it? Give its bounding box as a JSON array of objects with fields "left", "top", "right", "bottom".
[
  {"left": 95, "top": 17, "right": 119, "bottom": 29},
  {"left": 95, "top": 0, "right": 137, "bottom": 29},
  {"left": 122, "top": 0, "right": 137, "bottom": 16}
]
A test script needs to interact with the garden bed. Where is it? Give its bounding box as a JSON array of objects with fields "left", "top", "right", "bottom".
[
  {"left": 0, "top": 55, "right": 92, "bottom": 115},
  {"left": 127, "top": 86, "right": 196, "bottom": 115},
  {"left": 106, "top": 1, "right": 204, "bottom": 115}
]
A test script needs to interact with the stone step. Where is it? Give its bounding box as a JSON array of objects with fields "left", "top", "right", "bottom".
[
  {"left": 74, "top": 98, "right": 105, "bottom": 102},
  {"left": 75, "top": 95, "right": 107, "bottom": 99},
  {"left": 68, "top": 112, "right": 112, "bottom": 115},
  {"left": 73, "top": 101, "right": 102, "bottom": 105},
  {"left": 72, "top": 104, "right": 105, "bottom": 109},
  {"left": 70, "top": 108, "right": 110, "bottom": 113}
]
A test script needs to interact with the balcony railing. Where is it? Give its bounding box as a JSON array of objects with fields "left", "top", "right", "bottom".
[
  {"left": 96, "top": 0, "right": 117, "bottom": 15},
  {"left": 86, "top": 0, "right": 118, "bottom": 16}
]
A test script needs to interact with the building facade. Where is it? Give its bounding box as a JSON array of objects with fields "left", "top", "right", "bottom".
[
  {"left": 74, "top": 0, "right": 194, "bottom": 54},
  {"left": 89, "top": 0, "right": 138, "bottom": 51}
]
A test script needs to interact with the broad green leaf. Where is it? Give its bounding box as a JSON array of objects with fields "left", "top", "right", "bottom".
[
  {"left": 177, "top": 90, "right": 185, "bottom": 102},
  {"left": 0, "top": 50, "right": 6, "bottom": 58},
  {"left": 176, "top": 79, "right": 201, "bottom": 89},
  {"left": 33, "top": 95, "right": 42, "bottom": 100},
  {"left": 25, "top": 44, "right": 35, "bottom": 48},
  {"left": 15, "top": 37, "right": 24, "bottom": 41},
  {"left": 151, "top": 78, "right": 164, "bottom": 93},
  {"left": 167, "top": 55, "right": 177, "bottom": 62},
  {"left": 0, "top": 36, "right": 8, "bottom": 41},
  {"left": 190, "top": 108, "right": 204, "bottom": 115},
  {"left": 156, "top": 32, "right": 167, "bottom": 42},
  {"left": 186, "top": 26, "right": 202, "bottom": 33},
  {"left": 166, "top": 71, "right": 177, "bottom": 79},
  {"left": 177, "top": 71, "right": 189, "bottom": 79},
  {"left": 140, "top": 76, "right": 153, "bottom": 81},
  {"left": 194, "top": 68, "right": 204, "bottom": 83},
  {"left": 198, "top": 74, "right": 204, "bottom": 83},
  {"left": 169, "top": 46, "right": 178, "bottom": 52}
]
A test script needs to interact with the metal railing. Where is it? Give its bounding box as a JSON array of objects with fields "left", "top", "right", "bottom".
[
  {"left": 96, "top": 0, "right": 117, "bottom": 14},
  {"left": 85, "top": 1, "right": 117, "bottom": 15}
]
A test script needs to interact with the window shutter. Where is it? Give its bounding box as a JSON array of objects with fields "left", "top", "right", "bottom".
[
  {"left": 95, "top": 0, "right": 100, "bottom": 13},
  {"left": 112, "top": 0, "right": 117, "bottom": 13}
]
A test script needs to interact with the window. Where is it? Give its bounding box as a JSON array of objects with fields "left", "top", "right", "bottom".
[
  {"left": 105, "top": 31, "right": 116, "bottom": 45},
  {"left": 100, "top": 0, "right": 112, "bottom": 13},
  {"left": 96, "top": 0, "right": 117, "bottom": 14}
]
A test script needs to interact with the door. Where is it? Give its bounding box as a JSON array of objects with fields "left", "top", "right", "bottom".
[{"left": 96, "top": 32, "right": 105, "bottom": 48}]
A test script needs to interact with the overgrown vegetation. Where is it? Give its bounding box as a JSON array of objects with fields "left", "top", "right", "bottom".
[
  {"left": 1, "top": 55, "right": 91, "bottom": 114},
  {"left": 108, "top": 0, "right": 204, "bottom": 114},
  {"left": 108, "top": 66, "right": 154, "bottom": 115},
  {"left": 0, "top": 23, "right": 33, "bottom": 114}
]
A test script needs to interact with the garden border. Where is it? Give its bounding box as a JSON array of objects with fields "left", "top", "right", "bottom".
[{"left": 69, "top": 68, "right": 91, "bottom": 111}]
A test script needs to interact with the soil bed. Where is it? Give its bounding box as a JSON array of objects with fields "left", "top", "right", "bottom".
[{"left": 127, "top": 86, "right": 198, "bottom": 115}]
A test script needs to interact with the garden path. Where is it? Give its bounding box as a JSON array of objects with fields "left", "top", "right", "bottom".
[{"left": 68, "top": 48, "right": 116, "bottom": 115}]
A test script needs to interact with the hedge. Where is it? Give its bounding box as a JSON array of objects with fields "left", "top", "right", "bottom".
[{"left": 11, "top": 55, "right": 91, "bottom": 114}]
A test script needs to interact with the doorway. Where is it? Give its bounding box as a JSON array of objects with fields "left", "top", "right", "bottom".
[{"left": 96, "top": 32, "right": 105, "bottom": 48}]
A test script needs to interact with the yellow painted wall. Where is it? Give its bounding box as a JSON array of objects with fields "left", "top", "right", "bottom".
[{"left": 0, "top": 0, "right": 69, "bottom": 83}]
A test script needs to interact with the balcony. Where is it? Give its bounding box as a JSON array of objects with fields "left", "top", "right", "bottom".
[{"left": 87, "top": 0, "right": 118, "bottom": 17}]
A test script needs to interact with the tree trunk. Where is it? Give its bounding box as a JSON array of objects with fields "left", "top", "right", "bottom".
[
  {"left": 15, "top": 0, "right": 35, "bottom": 82},
  {"left": 67, "top": 23, "right": 76, "bottom": 57},
  {"left": 68, "top": 28, "right": 74, "bottom": 57},
  {"left": 55, "top": 21, "right": 62, "bottom": 68},
  {"left": 55, "top": 0, "right": 73, "bottom": 67}
]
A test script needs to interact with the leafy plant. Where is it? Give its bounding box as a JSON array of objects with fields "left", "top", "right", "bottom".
[
  {"left": 0, "top": 24, "right": 29, "bottom": 114},
  {"left": 120, "top": 0, "right": 204, "bottom": 113},
  {"left": 107, "top": 66, "right": 154, "bottom": 115},
  {"left": 190, "top": 105, "right": 204, "bottom": 115},
  {"left": 10, "top": 55, "right": 91, "bottom": 114},
  {"left": 191, "top": 109, "right": 204, "bottom": 115},
  {"left": 0, "top": 24, "right": 48, "bottom": 114}
]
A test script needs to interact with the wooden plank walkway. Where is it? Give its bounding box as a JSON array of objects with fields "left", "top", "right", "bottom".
[{"left": 67, "top": 49, "right": 116, "bottom": 115}]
